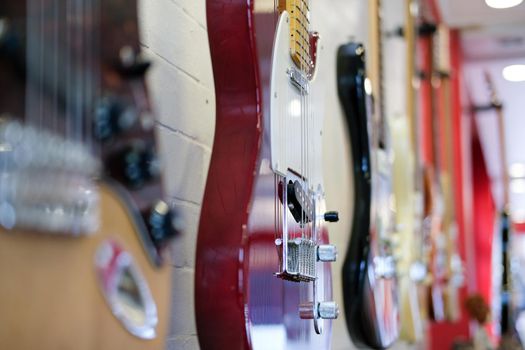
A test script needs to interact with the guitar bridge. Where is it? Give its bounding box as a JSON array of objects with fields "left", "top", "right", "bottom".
[{"left": 278, "top": 238, "right": 316, "bottom": 282}]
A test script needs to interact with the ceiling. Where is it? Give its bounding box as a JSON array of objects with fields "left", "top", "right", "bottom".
[{"left": 437, "top": 0, "right": 525, "bottom": 222}]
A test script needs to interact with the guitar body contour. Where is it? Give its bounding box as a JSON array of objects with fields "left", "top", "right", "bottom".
[
  {"left": 0, "top": 186, "right": 171, "bottom": 350},
  {"left": 337, "top": 42, "right": 399, "bottom": 350},
  {"left": 0, "top": 0, "right": 176, "bottom": 348},
  {"left": 196, "top": 1, "right": 335, "bottom": 349}
]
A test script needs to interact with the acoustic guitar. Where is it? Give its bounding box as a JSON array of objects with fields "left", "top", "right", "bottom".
[
  {"left": 337, "top": 1, "right": 399, "bottom": 348},
  {"left": 0, "top": 1, "right": 178, "bottom": 348},
  {"left": 195, "top": 0, "right": 340, "bottom": 349}
]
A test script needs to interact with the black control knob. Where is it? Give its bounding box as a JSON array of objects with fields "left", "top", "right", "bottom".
[
  {"left": 94, "top": 98, "right": 138, "bottom": 140},
  {"left": 148, "top": 200, "right": 178, "bottom": 249},
  {"left": 111, "top": 141, "right": 160, "bottom": 188},
  {"left": 324, "top": 211, "right": 339, "bottom": 223}
]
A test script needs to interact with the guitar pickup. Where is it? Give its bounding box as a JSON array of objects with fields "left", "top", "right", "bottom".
[{"left": 285, "top": 180, "right": 314, "bottom": 225}]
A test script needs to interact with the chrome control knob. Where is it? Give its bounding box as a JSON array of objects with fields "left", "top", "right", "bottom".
[
  {"left": 299, "top": 301, "right": 339, "bottom": 320},
  {"left": 317, "top": 244, "right": 337, "bottom": 262},
  {"left": 318, "top": 301, "right": 340, "bottom": 319}
]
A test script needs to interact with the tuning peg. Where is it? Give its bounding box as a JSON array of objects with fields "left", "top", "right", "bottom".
[
  {"left": 147, "top": 200, "right": 179, "bottom": 249},
  {"left": 94, "top": 98, "right": 138, "bottom": 140},
  {"left": 323, "top": 211, "right": 339, "bottom": 222},
  {"left": 109, "top": 141, "right": 160, "bottom": 188},
  {"left": 117, "top": 45, "right": 151, "bottom": 77}
]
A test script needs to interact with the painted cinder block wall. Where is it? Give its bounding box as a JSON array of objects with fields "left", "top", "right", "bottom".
[
  {"left": 138, "top": 0, "right": 411, "bottom": 349},
  {"left": 139, "top": 1, "right": 214, "bottom": 348}
]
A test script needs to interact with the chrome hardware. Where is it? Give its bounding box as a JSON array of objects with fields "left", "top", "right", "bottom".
[
  {"left": 317, "top": 244, "right": 337, "bottom": 262},
  {"left": 299, "top": 301, "right": 339, "bottom": 320},
  {"left": 0, "top": 119, "right": 100, "bottom": 234},
  {"left": 287, "top": 66, "right": 310, "bottom": 94},
  {"left": 281, "top": 238, "right": 316, "bottom": 282},
  {"left": 409, "top": 261, "right": 428, "bottom": 283},
  {"left": 95, "top": 240, "right": 158, "bottom": 339},
  {"left": 374, "top": 255, "right": 397, "bottom": 279},
  {"left": 318, "top": 301, "right": 340, "bottom": 319},
  {"left": 148, "top": 200, "right": 178, "bottom": 248},
  {"left": 0, "top": 119, "right": 100, "bottom": 175}
]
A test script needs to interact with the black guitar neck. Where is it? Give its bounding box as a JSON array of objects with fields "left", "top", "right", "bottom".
[{"left": 500, "top": 210, "right": 513, "bottom": 335}]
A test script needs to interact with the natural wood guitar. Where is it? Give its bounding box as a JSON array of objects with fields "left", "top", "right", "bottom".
[{"left": 0, "top": 1, "right": 178, "bottom": 348}]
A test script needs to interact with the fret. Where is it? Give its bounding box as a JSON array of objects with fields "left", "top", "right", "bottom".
[{"left": 279, "top": 0, "right": 312, "bottom": 72}]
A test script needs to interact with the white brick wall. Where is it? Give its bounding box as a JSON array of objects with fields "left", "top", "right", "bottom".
[
  {"left": 138, "top": 0, "right": 413, "bottom": 349},
  {"left": 138, "top": 0, "right": 214, "bottom": 348}
]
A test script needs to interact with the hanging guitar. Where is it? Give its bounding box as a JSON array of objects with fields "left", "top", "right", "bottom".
[
  {"left": 0, "top": 0, "right": 178, "bottom": 348},
  {"left": 413, "top": 15, "right": 450, "bottom": 323},
  {"left": 385, "top": 0, "right": 425, "bottom": 342},
  {"left": 338, "top": 1, "right": 399, "bottom": 348},
  {"left": 433, "top": 25, "right": 464, "bottom": 322},
  {"left": 482, "top": 72, "right": 514, "bottom": 338},
  {"left": 195, "top": 0, "right": 340, "bottom": 349}
]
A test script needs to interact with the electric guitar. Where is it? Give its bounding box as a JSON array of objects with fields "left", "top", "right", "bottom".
[
  {"left": 414, "top": 15, "right": 449, "bottom": 323},
  {"left": 0, "top": 1, "right": 178, "bottom": 348},
  {"left": 387, "top": 0, "right": 425, "bottom": 342},
  {"left": 195, "top": 1, "right": 340, "bottom": 349},
  {"left": 484, "top": 72, "right": 514, "bottom": 337},
  {"left": 433, "top": 25, "right": 464, "bottom": 322},
  {"left": 338, "top": 1, "right": 399, "bottom": 348}
]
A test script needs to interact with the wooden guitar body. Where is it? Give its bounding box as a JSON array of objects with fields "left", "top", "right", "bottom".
[
  {"left": 196, "top": 1, "right": 337, "bottom": 349},
  {"left": 390, "top": 111, "right": 424, "bottom": 342},
  {"left": 337, "top": 42, "right": 399, "bottom": 350},
  {"left": 0, "top": 186, "right": 171, "bottom": 350},
  {"left": 0, "top": 0, "right": 177, "bottom": 348}
]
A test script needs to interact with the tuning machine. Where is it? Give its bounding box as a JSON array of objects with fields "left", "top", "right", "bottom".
[{"left": 117, "top": 45, "right": 151, "bottom": 77}]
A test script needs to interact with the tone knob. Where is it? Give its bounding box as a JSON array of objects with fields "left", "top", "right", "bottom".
[
  {"left": 113, "top": 142, "right": 160, "bottom": 188},
  {"left": 318, "top": 301, "right": 340, "bottom": 320},
  {"left": 299, "top": 301, "right": 339, "bottom": 320},
  {"left": 324, "top": 211, "right": 339, "bottom": 222},
  {"left": 148, "top": 200, "right": 177, "bottom": 249},
  {"left": 94, "top": 98, "right": 138, "bottom": 140},
  {"left": 317, "top": 244, "right": 337, "bottom": 262}
]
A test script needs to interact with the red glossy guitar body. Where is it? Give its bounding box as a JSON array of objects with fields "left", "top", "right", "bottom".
[{"left": 195, "top": 1, "right": 334, "bottom": 349}]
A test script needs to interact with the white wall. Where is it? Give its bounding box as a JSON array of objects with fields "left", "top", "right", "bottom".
[
  {"left": 139, "top": 1, "right": 215, "bottom": 348},
  {"left": 138, "top": 0, "right": 411, "bottom": 349}
]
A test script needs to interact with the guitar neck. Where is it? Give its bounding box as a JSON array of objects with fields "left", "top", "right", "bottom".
[{"left": 368, "top": 0, "right": 386, "bottom": 147}]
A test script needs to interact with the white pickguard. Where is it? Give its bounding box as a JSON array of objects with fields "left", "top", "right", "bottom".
[{"left": 270, "top": 11, "right": 324, "bottom": 191}]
